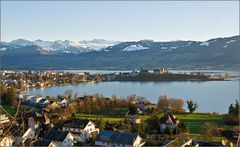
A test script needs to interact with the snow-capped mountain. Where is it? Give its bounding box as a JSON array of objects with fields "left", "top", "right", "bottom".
[
  {"left": 122, "top": 44, "right": 149, "bottom": 52},
  {"left": 10, "top": 39, "right": 34, "bottom": 46},
  {"left": 1, "top": 35, "right": 239, "bottom": 69},
  {"left": 2, "top": 39, "right": 120, "bottom": 54}
]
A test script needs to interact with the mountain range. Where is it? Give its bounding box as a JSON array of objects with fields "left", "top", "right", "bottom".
[{"left": 1, "top": 35, "right": 239, "bottom": 70}]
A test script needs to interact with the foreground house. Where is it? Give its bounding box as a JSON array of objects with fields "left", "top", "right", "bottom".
[
  {"left": 28, "top": 112, "right": 51, "bottom": 130},
  {"left": 10, "top": 126, "right": 35, "bottom": 145},
  {"left": 95, "top": 130, "right": 145, "bottom": 147},
  {"left": 0, "top": 136, "right": 14, "bottom": 147},
  {"left": 61, "top": 119, "right": 99, "bottom": 142},
  {"left": 159, "top": 112, "right": 180, "bottom": 132},
  {"left": 0, "top": 113, "right": 10, "bottom": 124},
  {"left": 33, "top": 139, "right": 58, "bottom": 147},
  {"left": 42, "top": 130, "right": 76, "bottom": 147}
]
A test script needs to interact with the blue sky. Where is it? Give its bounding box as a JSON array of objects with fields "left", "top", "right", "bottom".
[{"left": 1, "top": 1, "right": 239, "bottom": 42}]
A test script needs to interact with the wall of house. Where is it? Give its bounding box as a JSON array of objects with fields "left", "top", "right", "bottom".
[
  {"left": 49, "top": 142, "right": 58, "bottom": 147},
  {"left": 28, "top": 119, "right": 39, "bottom": 129},
  {"left": 62, "top": 121, "right": 99, "bottom": 143},
  {"left": 133, "top": 136, "right": 145, "bottom": 147},
  {"left": 62, "top": 134, "right": 75, "bottom": 147},
  {"left": 0, "top": 137, "right": 13, "bottom": 147},
  {"left": 95, "top": 141, "right": 109, "bottom": 146},
  {"left": 95, "top": 141, "right": 132, "bottom": 147},
  {"left": 23, "top": 128, "right": 35, "bottom": 142},
  {"left": 83, "top": 122, "right": 99, "bottom": 141},
  {"left": 62, "top": 127, "right": 85, "bottom": 142}
]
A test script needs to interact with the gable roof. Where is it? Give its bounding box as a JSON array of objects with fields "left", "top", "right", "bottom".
[
  {"left": 33, "top": 139, "right": 56, "bottom": 146},
  {"left": 159, "top": 112, "right": 180, "bottom": 125},
  {"left": 95, "top": 130, "right": 138, "bottom": 145},
  {"left": 62, "top": 119, "right": 90, "bottom": 129},
  {"left": 43, "top": 130, "right": 70, "bottom": 142},
  {"left": 28, "top": 113, "right": 50, "bottom": 124}
]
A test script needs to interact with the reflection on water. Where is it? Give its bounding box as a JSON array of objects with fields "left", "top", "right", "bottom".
[{"left": 25, "top": 80, "right": 239, "bottom": 114}]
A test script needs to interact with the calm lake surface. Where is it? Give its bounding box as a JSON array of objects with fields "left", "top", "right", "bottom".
[{"left": 25, "top": 79, "right": 239, "bottom": 114}]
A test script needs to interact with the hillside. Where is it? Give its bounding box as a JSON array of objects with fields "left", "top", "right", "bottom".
[{"left": 1, "top": 35, "right": 239, "bottom": 69}]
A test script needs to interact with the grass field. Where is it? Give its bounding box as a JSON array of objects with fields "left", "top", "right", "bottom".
[
  {"left": 175, "top": 113, "right": 224, "bottom": 134},
  {"left": 76, "top": 112, "right": 224, "bottom": 134},
  {"left": 1, "top": 105, "right": 31, "bottom": 116}
]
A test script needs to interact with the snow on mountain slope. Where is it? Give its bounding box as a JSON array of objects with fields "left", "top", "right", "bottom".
[
  {"left": 123, "top": 44, "right": 149, "bottom": 51},
  {"left": 10, "top": 39, "right": 33, "bottom": 46},
  {"left": 3, "top": 39, "right": 120, "bottom": 54}
]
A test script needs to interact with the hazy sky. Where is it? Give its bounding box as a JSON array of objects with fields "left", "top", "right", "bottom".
[{"left": 1, "top": 1, "right": 239, "bottom": 42}]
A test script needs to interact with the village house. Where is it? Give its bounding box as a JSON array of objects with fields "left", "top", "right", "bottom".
[
  {"left": 47, "top": 101, "right": 60, "bottom": 110},
  {"left": 128, "top": 115, "right": 141, "bottom": 124},
  {"left": 159, "top": 112, "right": 180, "bottom": 133},
  {"left": 33, "top": 139, "right": 58, "bottom": 147},
  {"left": 42, "top": 130, "right": 76, "bottom": 147},
  {"left": 10, "top": 126, "right": 35, "bottom": 146},
  {"left": 95, "top": 130, "right": 145, "bottom": 147},
  {"left": 22, "top": 94, "right": 34, "bottom": 103},
  {"left": 37, "top": 81, "right": 45, "bottom": 87},
  {"left": 0, "top": 136, "right": 14, "bottom": 147},
  {"left": 130, "top": 70, "right": 139, "bottom": 76},
  {"left": 28, "top": 112, "right": 51, "bottom": 130},
  {"left": 0, "top": 113, "right": 10, "bottom": 124},
  {"left": 139, "top": 69, "right": 149, "bottom": 75},
  {"left": 160, "top": 67, "right": 168, "bottom": 74},
  {"left": 61, "top": 119, "right": 99, "bottom": 143},
  {"left": 39, "top": 99, "right": 50, "bottom": 107},
  {"left": 141, "top": 103, "right": 158, "bottom": 111},
  {"left": 30, "top": 96, "right": 44, "bottom": 104},
  {"left": 58, "top": 98, "right": 68, "bottom": 107},
  {"left": 153, "top": 69, "right": 161, "bottom": 74}
]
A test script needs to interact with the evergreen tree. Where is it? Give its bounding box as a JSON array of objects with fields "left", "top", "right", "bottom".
[
  {"left": 5, "top": 88, "right": 17, "bottom": 106},
  {"left": 234, "top": 100, "right": 239, "bottom": 116},
  {"left": 228, "top": 104, "right": 234, "bottom": 115}
]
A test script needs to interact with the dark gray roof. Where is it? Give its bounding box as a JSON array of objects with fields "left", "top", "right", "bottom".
[
  {"left": 95, "top": 130, "right": 138, "bottom": 145},
  {"left": 43, "top": 129, "right": 70, "bottom": 142},
  {"left": 62, "top": 119, "right": 90, "bottom": 129},
  {"left": 33, "top": 139, "right": 55, "bottom": 146}
]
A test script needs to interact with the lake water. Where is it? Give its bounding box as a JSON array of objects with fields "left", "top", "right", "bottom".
[{"left": 25, "top": 80, "right": 239, "bottom": 114}]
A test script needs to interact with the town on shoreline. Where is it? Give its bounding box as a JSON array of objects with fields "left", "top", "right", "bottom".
[
  {"left": 0, "top": 68, "right": 239, "bottom": 147},
  {"left": 0, "top": 68, "right": 231, "bottom": 90},
  {"left": 0, "top": 69, "right": 239, "bottom": 146}
]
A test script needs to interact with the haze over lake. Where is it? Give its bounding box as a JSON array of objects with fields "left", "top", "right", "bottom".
[{"left": 25, "top": 70, "right": 239, "bottom": 114}]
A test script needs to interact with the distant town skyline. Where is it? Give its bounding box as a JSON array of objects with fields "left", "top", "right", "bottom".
[{"left": 1, "top": 1, "right": 239, "bottom": 42}]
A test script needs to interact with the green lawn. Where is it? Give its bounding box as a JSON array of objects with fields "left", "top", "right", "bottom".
[
  {"left": 75, "top": 113, "right": 124, "bottom": 122},
  {"left": 1, "top": 104, "right": 31, "bottom": 117},
  {"left": 0, "top": 105, "right": 19, "bottom": 116},
  {"left": 175, "top": 113, "right": 224, "bottom": 134},
  {"left": 76, "top": 112, "right": 224, "bottom": 134}
]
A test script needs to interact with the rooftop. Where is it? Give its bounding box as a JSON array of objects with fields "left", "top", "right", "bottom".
[{"left": 95, "top": 130, "right": 139, "bottom": 145}]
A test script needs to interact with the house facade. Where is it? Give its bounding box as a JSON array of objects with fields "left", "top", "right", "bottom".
[
  {"left": 0, "top": 113, "right": 10, "bottom": 124},
  {"left": 61, "top": 119, "right": 99, "bottom": 142},
  {"left": 43, "top": 130, "right": 76, "bottom": 147},
  {"left": 0, "top": 136, "right": 14, "bottom": 147},
  {"left": 13, "top": 127, "right": 35, "bottom": 145},
  {"left": 159, "top": 112, "right": 180, "bottom": 132}
]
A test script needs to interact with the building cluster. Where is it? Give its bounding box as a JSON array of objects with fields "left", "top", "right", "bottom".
[
  {"left": 0, "top": 111, "right": 147, "bottom": 147},
  {"left": 0, "top": 70, "right": 116, "bottom": 89},
  {"left": 0, "top": 68, "right": 171, "bottom": 90}
]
